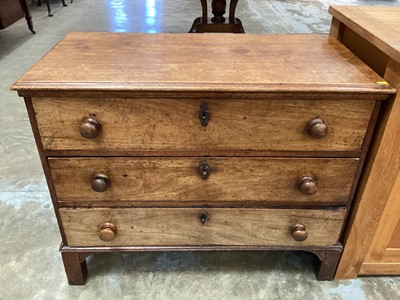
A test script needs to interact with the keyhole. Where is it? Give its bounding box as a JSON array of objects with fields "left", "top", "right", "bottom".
[
  {"left": 199, "top": 102, "right": 209, "bottom": 126},
  {"left": 199, "top": 160, "right": 211, "bottom": 180},
  {"left": 199, "top": 213, "right": 208, "bottom": 225}
]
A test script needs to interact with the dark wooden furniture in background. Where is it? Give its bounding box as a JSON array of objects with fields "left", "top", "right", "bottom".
[
  {"left": 328, "top": 6, "right": 400, "bottom": 279},
  {"left": 0, "top": 0, "right": 23, "bottom": 28},
  {"left": 0, "top": 0, "right": 34, "bottom": 33},
  {"left": 189, "top": 0, "right": 244, "bottom": 33},
  {"left": 12, "top": 33, "right": 394, "bottom": 284}
]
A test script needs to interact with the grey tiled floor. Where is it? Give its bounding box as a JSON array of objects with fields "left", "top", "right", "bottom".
[{"left": 1, "top": 0, "right": 400, "bottom": 299}]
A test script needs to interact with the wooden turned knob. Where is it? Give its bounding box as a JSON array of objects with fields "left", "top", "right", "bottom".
[
  {"left": 91, "top": 174, "right": 110, "bottom": 192},
  {"left": 291, "top": 223, "right": 308, "bottom": 242},
  {"left": 80, "top": 117, "right": 101, "bottom": 139},
  {"left": 99, "top": 222, "right": 117, "bottom": 242},
  {"left": 298, "top": 176, "right": 317, "bottom": 195},
  {"left": 308, "top": 118, "right": 328, "bottom": 138}
]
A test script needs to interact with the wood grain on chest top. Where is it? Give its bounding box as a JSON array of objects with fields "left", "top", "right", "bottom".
[{"left": 12, "top": 33, "right": 394, "bottom": 95}]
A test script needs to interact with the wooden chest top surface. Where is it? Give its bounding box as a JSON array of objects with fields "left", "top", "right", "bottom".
[{"left": 12, "top": 33, "right": 394, "bottom": 95}]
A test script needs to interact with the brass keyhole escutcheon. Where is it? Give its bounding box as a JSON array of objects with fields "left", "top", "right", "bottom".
[
  {"left": 199, "top": 212, "right": 208, "bottom": 225},
  {"left": 199, "top": 102, "right": 210, "bottom": 126},
  {"left": 198, "top": 160, "right": 211, "bottom": 180}
]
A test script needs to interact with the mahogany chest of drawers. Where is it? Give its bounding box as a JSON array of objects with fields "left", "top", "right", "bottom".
[{"left": 12, "top": 33, "right": 395, "bottom": 284}]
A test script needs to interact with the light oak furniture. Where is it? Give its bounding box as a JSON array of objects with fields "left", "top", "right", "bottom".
[
  {"left": 329, "top": 5, "right": 400, "bottom": 278},
  {"left": 12, "top": 33, "right": 394, "bottom": 284}
]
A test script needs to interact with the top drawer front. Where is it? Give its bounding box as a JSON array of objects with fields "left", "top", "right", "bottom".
[{"left": 32, "top": 97, "right": 375, "bottom": 152}]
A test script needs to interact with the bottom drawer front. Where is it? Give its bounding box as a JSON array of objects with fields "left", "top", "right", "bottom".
[{"left": 60, "top": 208, "right": 345, "bottom": 247}]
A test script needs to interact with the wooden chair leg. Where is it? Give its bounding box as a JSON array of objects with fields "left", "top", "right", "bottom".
[
  {"left": 19, "top": 0, "right": 35, "bottom": 34},
  {"left": 311, "top": 249, "right": 342, "bottom": 281},
  {"left": 44, "top": 0, "right": 53, "bottom": 17},
  {"left": 61, "top": 252, "right": 88, "bottom": 285}
]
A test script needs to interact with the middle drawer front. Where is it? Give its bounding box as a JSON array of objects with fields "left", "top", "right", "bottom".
[{"left": 49, "top": 157, "right": 359, "bottom": 206}]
